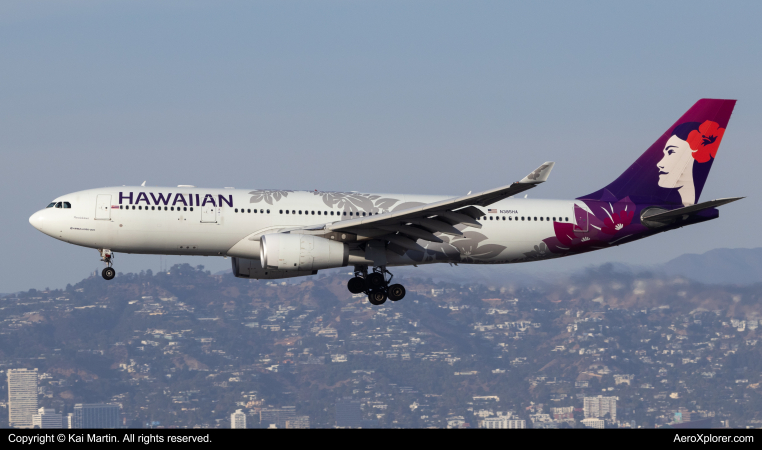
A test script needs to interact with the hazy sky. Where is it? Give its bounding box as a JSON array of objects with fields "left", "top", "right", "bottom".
[{"left": 2, "top": 1, "right": 761, "bottom": 293}]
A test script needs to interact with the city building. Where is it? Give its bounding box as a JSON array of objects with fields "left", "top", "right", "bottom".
[
  {"left": 479, "top": 416, "right": 526, "bottom": 429},
  {"left": 230, "top": 409, "right": 246, "bottom": 429},
  {"left": 335, "top": 398, "right": 361, "bottom": 428},
  {"left": 529, "top": 413, "right": 558, "bottom": 429},
  {"left": 72, "top": 404, "right": 120, "bottom": 429},
  {"left": 7, "top": 368, "right": 38, "bottom": 428},
  {"left": 64, "top": 413, "right": 73, "bottom": 429},
  {"left": 550, "top": 406, "right": 574, "bottom": 422},
  {"left": 259, "top": 406, "right": 295, "bottom": 428},
  {"left": 582, "top": 418, "right": 605, "bottom": 429},
  {"left": 584, "top": 396, "right": 617, "bottom": 422},
  {"left": 614, "top": 374, "right": 634, "bottom": 385},
  {"left": 285, "top": 416, "right": 310, "bottom": 429},
  {"left": 32, "top": 408, "right": 62, "bottom": 429}
]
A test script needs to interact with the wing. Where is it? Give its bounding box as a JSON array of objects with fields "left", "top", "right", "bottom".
[{"left": 290, "top": 162, "right": 555, "bottom": 251}]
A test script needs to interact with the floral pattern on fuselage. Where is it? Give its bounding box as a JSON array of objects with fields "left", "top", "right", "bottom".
[
  {"left": 543, "top": 196, "right": 645, "bottom": 255},
  {"left": 406, "top": 230, "right": 508, "bottom": 264},
  {"left": 248, "top": 189, "right": 294, "bottom": 205},
  {"left": 311, "top": 191, "right": 405, "bottom": 213}
]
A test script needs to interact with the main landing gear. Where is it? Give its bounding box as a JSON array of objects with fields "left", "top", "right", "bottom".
[
  {"left": 347, "top": 266, "right": 406, "bottom": 306},
  {"left": 99, "top": 249, "right": 115, "bottom": 280}
]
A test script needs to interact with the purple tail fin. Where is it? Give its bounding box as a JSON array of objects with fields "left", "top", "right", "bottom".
[{"left": 579, "top": 99, "right": 736, "bottom": 206}]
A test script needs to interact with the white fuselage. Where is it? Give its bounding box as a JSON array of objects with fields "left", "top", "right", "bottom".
[{"left": 29, "top": 186, "right": 581, "bottom": 266}]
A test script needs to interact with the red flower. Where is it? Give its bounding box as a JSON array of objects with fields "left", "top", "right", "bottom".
[
  {"left": 686, "top": 120, "right": 725, "bottom": 163},
  {"left": 601, "top": 210, "right": 634, "bottom": 235}
]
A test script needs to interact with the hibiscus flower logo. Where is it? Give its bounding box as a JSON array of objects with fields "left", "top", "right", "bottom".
[{"left": 686, "top": 120, "right": 725, "bottom": 163}]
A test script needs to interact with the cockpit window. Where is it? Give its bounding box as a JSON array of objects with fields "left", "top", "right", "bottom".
[
  {"left": 63, "top": 202, "right": 71, "bottom": 209},
  {"left": 46, "top": 202, "right": 56, "bottom": 208},
  {"left": 55, "top": 202, "right": 62, "bottom": 208}
]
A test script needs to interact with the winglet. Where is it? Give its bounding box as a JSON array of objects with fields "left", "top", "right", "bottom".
[{"left": 519, "top": 162, "right": 554, "bottom": 184}]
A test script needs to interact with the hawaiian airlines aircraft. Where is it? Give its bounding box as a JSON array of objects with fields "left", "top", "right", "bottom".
[{"left": 29, "top": 99, "right": 741, "bottom": 305}]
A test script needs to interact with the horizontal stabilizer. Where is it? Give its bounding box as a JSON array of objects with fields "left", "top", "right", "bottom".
[{"left": 642, "top": 197, "right": 743, "bottom": 222}]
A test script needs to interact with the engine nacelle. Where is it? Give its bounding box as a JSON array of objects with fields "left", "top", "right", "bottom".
[
  {"left": 260, "top": 233, "right": 349, "bottom": 271},
  {"left": 231, "top": 257, "right": 317, "bottom": 279}
]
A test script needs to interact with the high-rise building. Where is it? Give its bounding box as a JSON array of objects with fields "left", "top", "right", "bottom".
[
  {"left": 32, "top": 408, "right": 62, "bottom": 429},
  {"left": 231, "top": 409, "right": 246, "bottom": 429},
  {"left": 64, "top": 413, "right": 73, "bottom": 429},
  {"left": 335, "top": 398, "right": 361, "bottom": 428},
  {"left": 259, "top": 406, "right": 295, "bottom": 428},
  {"left": 7, "top": 368, "right": 38, "bottom": 428},
  {"left": 583, "top": 396, "right": 617, "bottom": 422},
  {"left": 72, "top": 404, "right": 120, "bottom": 429}
]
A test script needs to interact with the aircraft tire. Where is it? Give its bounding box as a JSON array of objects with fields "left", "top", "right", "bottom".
[
  {"left": 347, "top": 277, "right": 367, "bottom": 294},
  {"left": 366, "top": 272, "right": 385, "bottom": 289},
  {"left": 388, "top": 284, "right": 405, "bottom": 301},
  {"left": 368, "top": 289, "right": 387, "bottom": 305},
  {"left": 102, "top": 267, "right": 116, "bottom": 280}
]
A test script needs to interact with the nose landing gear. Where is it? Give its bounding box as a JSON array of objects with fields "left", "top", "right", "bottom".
[
  {"left": 102, "top": 267, "right": 116, "bottom": 280},
  {"left": 99, "top": 249, "right": 116, "bottom": 280},
  {"left": 347, "top": 265, "right": 406, "bottom": 306}
]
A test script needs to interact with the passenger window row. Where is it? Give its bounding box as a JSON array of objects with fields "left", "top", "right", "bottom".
[
  {"left": 481, "top": 215, "right": 570, "bottom": 222},
  {"left": 277, "top": 210, "right": 378, "bottom": 216},
  {"left": 47, "top": 202, "right": 72, "bottom": 209},
  {"left": 234, "top": 208, "right": 271, "bottom": 214},
  {"left": 201, "top": 208, "right": 568, "bottom": 223},
  {"left": 119, "top": 205, "right": 193, "bottom": 211}
]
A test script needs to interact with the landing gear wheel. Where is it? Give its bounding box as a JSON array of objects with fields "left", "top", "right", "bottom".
[
  {"left": 368, "top": 289, "right": 387, "bottom": 305},
  {"left": 367, "top": 272, "right": 385, "bottom": 289},
  {"left": 102, "top": 267, "right": 116, "bottom": 280},
  {"left": 347, "top": 277, "right": 367, "bottom": 294},
  {"left": 388, "top": 284, "right": 406, "bottom": 301}
]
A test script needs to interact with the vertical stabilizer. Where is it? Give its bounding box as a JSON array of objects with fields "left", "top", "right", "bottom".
[{"left": 579, "top": 99, "right": 736, "bottom": 206}]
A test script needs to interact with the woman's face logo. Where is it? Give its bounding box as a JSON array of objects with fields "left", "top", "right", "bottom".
[{"left": 657, "top": 135, "right": 694, "bottom": 189}]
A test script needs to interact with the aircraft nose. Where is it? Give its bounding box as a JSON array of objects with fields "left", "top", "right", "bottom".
[{"left": 29, "top": 210, "right": 46, "bottom": 232}]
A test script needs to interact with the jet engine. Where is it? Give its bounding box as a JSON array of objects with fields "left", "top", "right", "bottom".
[
  {"left": 231, "top": 256, "right": 317, "bottom": 279},
  {"left": 260, "top": 233, "right": 349, "bottom": 271}
]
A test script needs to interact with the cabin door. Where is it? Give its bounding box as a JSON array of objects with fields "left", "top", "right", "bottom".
[
  {"left": 573, "top": 205, "right": 588, "bottom": 232},
  {"left": 95, "top": 195, "right": 111, "bottom": 220},
  {"left": 201, "top": 205, "right": 218, "bottom": 223}
]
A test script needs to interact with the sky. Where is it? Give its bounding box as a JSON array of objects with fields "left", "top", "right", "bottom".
[{"left": 1, "top": 1, "right": 761, "bottom": 293}]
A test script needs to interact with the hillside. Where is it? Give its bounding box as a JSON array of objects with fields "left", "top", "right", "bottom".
[{"left": 2, "top": 261, "right": 762, "bottom": 428}]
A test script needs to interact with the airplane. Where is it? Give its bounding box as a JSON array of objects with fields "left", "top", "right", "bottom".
[{"left": 29, "top": 99, "right": 742, "bottom": 306}]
